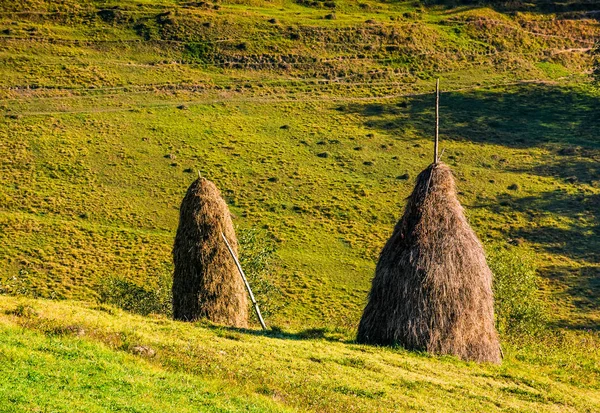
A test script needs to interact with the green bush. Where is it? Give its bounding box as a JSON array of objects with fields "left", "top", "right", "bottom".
[
  {"left": 98, "top": 271, "right": 172, "bottom": 317},
  {"left": 487, "top": 245, "right": 547, "bottom": 337},
  {"left": 238, "top": 228, "right": 286, "bottom": 322},
  {"left": 184, "top": 42, "right": 215, "bottom": 62}
]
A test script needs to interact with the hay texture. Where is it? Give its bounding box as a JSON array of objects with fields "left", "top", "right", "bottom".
[
  {"left": 357, "top": 162, "right": 501, "bottom": 363},
  {"left": 172, "top": 177, "right": 248, "bottom": 327}
]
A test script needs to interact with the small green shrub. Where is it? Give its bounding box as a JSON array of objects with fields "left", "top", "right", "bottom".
[
  {"left": 238, "top": 228, "right": 286, "bottom": 322},
  {"left": 98, "top": 271, "right": 172, "bottom": 317},
  {"left": 487, "top": 245, "right": 547, "bottom": 337},
  {"left": 0, "top": 269, "right": 47, "bottom": 299},
  {"left": 184, "top": 42, "right": 215, "bottom": 62}
]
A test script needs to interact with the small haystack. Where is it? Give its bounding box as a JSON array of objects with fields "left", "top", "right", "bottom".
[
  {"left": 172, "top": 177, "right": 248, "bottom": 327},
  {"left": 357, "top": 162, "right": 501, "bottom": 363}
]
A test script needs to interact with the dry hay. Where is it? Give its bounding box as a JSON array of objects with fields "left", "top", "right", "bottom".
[
  {"left": 357, "top": 162, "right": 501, "bottom": 363},
  {"left": 172, "top": 177, "right": 248, "bottom": 327}
]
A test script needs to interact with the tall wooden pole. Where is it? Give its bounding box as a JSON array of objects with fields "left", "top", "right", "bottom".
[
  {"left": 434, "top": 78, "right": 440, "bottom": 164},
  {"left": 221, "top": 232, "right": 267, "bottom": 330}
]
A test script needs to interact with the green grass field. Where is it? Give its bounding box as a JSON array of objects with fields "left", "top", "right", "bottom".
[
  {"left": 1, "top": 0, "right": 599, "bottom": 411},
  {"left": 1, "top": 296, "right": 599, "bottom": 412}
]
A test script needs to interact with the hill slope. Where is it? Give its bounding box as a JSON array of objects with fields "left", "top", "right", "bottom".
[
  {"left": 0, "top": 3, "right": 599, "bottom": 410},
  {"left": 1, "top": 0, "right": 599, "bottom": 330},
  {"left": 1, "top": 295, "right": 599, "bottom": 412}
]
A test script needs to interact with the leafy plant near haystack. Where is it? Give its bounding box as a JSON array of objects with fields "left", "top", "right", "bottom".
[
  {"left": 98, "top": 272, "right": 173, "bottom": 317},
  {"left": 238, "top": 228, "right": 286, "bottom": 321},
  {"left": 488, "top": 245, "right": 547, "bottom": 337}
]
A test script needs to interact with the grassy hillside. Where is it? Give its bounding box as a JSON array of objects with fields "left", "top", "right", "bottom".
[
  {"left": 0, "top": 0, "right": 599, "bottom": 410},
  {"left": 1, "top": 0, "right": 599, "bottom": 328},
  {"left": 1, "top": 295, "right": 599, "bottom": 412}
]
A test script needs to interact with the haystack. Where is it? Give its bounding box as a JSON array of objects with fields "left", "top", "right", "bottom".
[
  {"left": 357, "top": 162, "right": 501, "bottom": 363},
  {"left": 172, "top": 177, "right": 248, "bottom": 327}
]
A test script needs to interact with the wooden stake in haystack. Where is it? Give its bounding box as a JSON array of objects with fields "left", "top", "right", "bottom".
[
  {"left": 356, "top": 80, "right": 501, "bottom": 363},
  {"left": 434, "top": 78, "right": 440, "bottom": 164},
  {"left": 172, "top": 177, "right": 249, "bottom": 327}
]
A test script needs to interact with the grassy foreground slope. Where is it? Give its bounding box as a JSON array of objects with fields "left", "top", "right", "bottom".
[
  {"left": 0, "top": 299, "right": 289, "bottom": 413},
  {"left": 1, "top": 295, "right": 599, "bottom": 413}
]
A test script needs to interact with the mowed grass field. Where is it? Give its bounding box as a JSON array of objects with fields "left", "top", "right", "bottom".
[
  {"left": 1, "top": 296, "right": 599, "bottom": 412},
  {"left": 0, "top": 0, "right": 599, "bottom": 411}
]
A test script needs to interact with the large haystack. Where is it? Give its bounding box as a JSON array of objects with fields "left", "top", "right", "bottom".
[
  {"left": 357, "top": 162, "right": 501, "bottom": 363},
  {"left": 172, "top": 177, "right": 248, "bottom": 327}
]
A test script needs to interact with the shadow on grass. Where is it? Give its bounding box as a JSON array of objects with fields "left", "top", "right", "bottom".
[
  {"left": 337, "top": 83, "right": 600, "bottom": 184},
  {"left": 545, "top": 265, "right": 600, "bottom": 330},
  {"left": 508, "top": 150, "right": 599, "bottom": 186},
  {"left": 423, "top": 0, "right": 600, "bottom": 17},
  {"left": 488, "top": 191, "right": 599, "bottom": 263},
  {"left": 202, "top": 324, "right": 356, "bottom": 343},
  {"left": 337, "top": 83, "right": 600, "bottom": 150},
  {"left": 479, "top": 190, "right": 600, "bottom": 327}
]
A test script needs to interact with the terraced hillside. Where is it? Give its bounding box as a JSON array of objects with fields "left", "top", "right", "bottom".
[{"left": 1, "top": 0, "right": 599, "bottom": 341}]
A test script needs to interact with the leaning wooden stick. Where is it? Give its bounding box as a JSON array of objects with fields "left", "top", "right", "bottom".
[
  {"left": 434, "top": 78, "right": 440, "bottom": 164},
  {"left": 221, "top": 232, "right": 267, "bottom": 330}
]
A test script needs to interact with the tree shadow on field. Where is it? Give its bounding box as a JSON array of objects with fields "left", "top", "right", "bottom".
[
  {"left": 422, "top": 0, "right": 600, "bottom": 18},
  {"left": 203, "top": 324, "right": 355, "bottom": 343},
  {"left": 337, "top": 83, "right": 600, "bottom": 150},
  {"left": 482, "top": 190, "right": 600, "bottom": 324},
  {"left": 510, "top": 150, "right": 599, "bottom": 186},
  {"left": 337, "top": 83, "right": 600, "bottom": 183},
  {"left": 545, "top": 265, "right": 600, "bottom": 330},
  {"left": 489, "top": 191, "right": 599, "bottom": 263}
]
